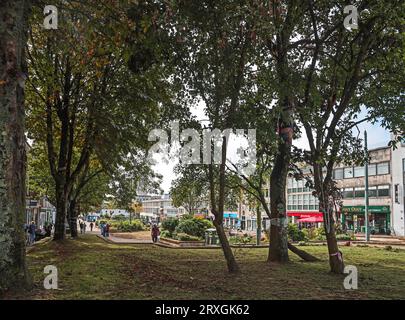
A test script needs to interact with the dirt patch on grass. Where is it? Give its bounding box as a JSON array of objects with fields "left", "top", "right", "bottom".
[{"left": 110, "top": 231, "right": 151, "bottom": 240}]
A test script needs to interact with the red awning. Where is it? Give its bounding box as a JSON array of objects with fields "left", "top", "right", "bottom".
[
  {"left": 287, "top": 211, "right": 323, "bottom": 217},
  {"left": 297, "top": 216, "right": 324, "bottom": 223}
]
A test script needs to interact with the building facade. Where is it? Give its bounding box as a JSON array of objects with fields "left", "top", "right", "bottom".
[
  {"left": 238, "top": 142, "right": 405, "bottom": 236},
  {"left": 25, "top": 197, "right": 56, "bottom": 228},
  {"left": 392, "top": 138, "right": 405, "bottom": 236},
  {"left": 335, "top": 147, "right": 392, "bottom": 234},
  {"left": 140, "top": 194, "right": 186, "bottom": 222}
]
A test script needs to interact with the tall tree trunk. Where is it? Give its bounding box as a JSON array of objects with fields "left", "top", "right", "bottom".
[
  {"left": 268, "top": 134, "right": 290, "bottom": 263},
  {"left": 213, "top": 220, "right": 239, "bottom": 273},
  {"left": 210, "top": 137, "right": 239, "bottom": 273},
  {"left": 68, "top": 198, "right": 78, "bottom": 238},
  {"left": 53, "top": 186, "right": 68, "bottom": 240},
  {"left": 314, "top": 164, "right": 344, "bottom": 274},
  {"left": 0, "top": 0, "right": 32, "bottom": 291}
]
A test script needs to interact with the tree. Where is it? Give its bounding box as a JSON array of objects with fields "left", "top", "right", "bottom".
[
  {"left": 0, "top": 0, "right": 32, "bottom": 291},
  {"left": 26, "top": 1, "right": 163, "bottom": 240},
  {"left": 170, "top": 167, "right": 207, "bottom": 215},
  {"left": 163, "top": 0, "right": 264, "bottom": 273},
  {"left": 294, "top": 0, "right": 404, "bottom": 273}
]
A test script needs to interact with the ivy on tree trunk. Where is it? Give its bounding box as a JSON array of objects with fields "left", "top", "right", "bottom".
[{"left": 0, "top": 0, "right": 32, "bottom": 292}]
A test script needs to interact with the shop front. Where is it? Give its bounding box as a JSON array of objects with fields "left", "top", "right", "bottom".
[
  {"left": 341, "top": 205, "right": 391, "bottom": 235},
  {"left": 287, "top": 211, "right": 324, "bottom": 229},
  {"left": 223, "top": 212, "right": 239, "bottom": 228}
]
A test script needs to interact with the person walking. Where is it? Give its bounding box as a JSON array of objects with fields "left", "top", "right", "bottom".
[
  {"left": 79, "top": 221, "right": 84, "bottom": 234},
  {"left": 105, "top": 223, "right": 110, "bottom": 237},
  {"left": 28, "top": 221, "right": 36, "bottom": 246},
  {"left": 90, "top": 222, "right": 94, "bottom": 232},
  {"left": 100, "top": 222, "right": 105, "bottom": 236},
  {"left": 151, "top": 224, "right": 160, "bottom": 243}
]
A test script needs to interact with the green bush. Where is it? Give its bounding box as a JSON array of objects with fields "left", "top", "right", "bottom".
[
  {"left": 160, "top": 230, "right": 172, "bottom": 239},
  {"left": 174, "top": 217, "right": 213, "bottom": 238},
  {"left": 112, "top": 214, "right": 127, "bottom": 221},
  {"left": 175, "top": 233, "right": 201, "bottom": 241},
  {"left": 229, "top": 234, "right": 254, "bottom": 244},
  {"left": 314, "top": 227, "right": 326, "bottom": 240},
  {"left": 336, "top": 234, "right": 353, "bottom": 241},
  {"left": 287, "top": 223, "right": 307, "bottom": 242},
  {"left": 115, "top": 220, "right": 145, "bottom": 232},
  {"left": 161, "top": 217, "right": 179, "bottom": 235}
]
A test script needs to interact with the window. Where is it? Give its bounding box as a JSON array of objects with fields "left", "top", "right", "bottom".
[
  {"left": 368, "top": 186, "right": 377, "bottom": 197},
  {"left": 287, "top": 178, "right": 293, "bottom": 193},
  {"left": 334, "top": 168, "right": 344, "bottom": 180},
  {"left": 344, "top": 167, "right": 354, "bottom": 179},
  {"left": 292, "top": 179, "right": 298, "bottom": 193},
  {"left": 297, "top": 180, "right": 304, "bottom": 192},
  {"left": 368, "top": 163, "right": 377, "bottom": 176},
  {"left": 377, "top": 162, "right": 390, "bottom": 175},
  {"left": 342, "top": 188, "right": 354, "bottom": 199},
  {"left": 303, "top": 194, "right": 309, "bottom": 210},
  {"left": 354, "top": 187, "right": 365, "bottom": 198},
  {"left": 297, "top": 194, "right": 303, "bottom": 210},
  {"left": 354, "top": 166, "right": 365, "bottom": 178},
  {"left": 377, "top": 185, "right": 390, "bottom": 197}
]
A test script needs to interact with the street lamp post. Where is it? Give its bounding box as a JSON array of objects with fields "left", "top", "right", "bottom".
[{"left": 364, "top": 130, "right": 370, "bottom": 242}]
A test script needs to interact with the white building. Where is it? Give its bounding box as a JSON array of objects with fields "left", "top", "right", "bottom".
[
  {"left": 392, "top": 137, "right": 405, "bottom": 236},
  {"left": 140, "top": 194, "right": 186, "bottom": 222},
  {"left": 100, "top": 208, "right": 130, "bottom": 217},
  {"left": 237, "top": 137, "right": 405, "bottom": 236}
]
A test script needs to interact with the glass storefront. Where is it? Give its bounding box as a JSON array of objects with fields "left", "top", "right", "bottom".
[{"left": 341, "top": 206, "right": 390, "bottom": 234}]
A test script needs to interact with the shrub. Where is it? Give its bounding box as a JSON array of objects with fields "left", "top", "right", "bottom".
[
  {"left": 175, "top": 233, "right": 201, "bottom": 241},
  {"left": 160, "top": 230, "right": 172, "bottom": 239},
  {"left": 115, "top": 220, "right": 145, "bottom": 232},
  {"left": 174, "top": 217, "right": 213, "bottom": 238},
  {"left": 287, "top": 223, "right": 307, "bottom": 242},
  {"left": 229, "top": 234, "right": 254, "bottom": 244},
  {"left": 112, "top": 214, "right": 127, "bottom": 221},
  {"left": 314, "top": 227, "right": 326, "bottom": 240},
  {"left": 161, "top": 217, "right": 179, "bottom": 235},
  {"left": 336, "top": 234, "right": 353, "bottom": 241}
]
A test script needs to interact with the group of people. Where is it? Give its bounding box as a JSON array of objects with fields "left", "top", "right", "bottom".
[
  {"left": 25, "top": 221, "right": 37, "bottom": 246},
  {"left": 79, "top": 220, "right": 95, "bottom": 234},
  {"left": 24, "top": 221, "right": 53, "bottom": 246},
  {"left": 99, "top": 222, "right": 110, "bottom": 237}
]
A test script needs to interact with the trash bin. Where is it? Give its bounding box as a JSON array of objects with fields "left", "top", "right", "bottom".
[{"left": 205, "top": 228, "right": 220, "bottom": 246}]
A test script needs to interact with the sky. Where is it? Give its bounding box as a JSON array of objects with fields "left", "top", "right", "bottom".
[{"left": 152, "top": 105, "right": 391, "bottom": 194}]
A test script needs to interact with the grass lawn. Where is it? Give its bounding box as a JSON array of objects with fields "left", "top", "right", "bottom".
[{"left": 3, "top": 234, "right": 405, "bottom": 300}]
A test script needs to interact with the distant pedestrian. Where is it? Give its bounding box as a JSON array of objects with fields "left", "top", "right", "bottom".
[
  {"left": 100, "top": 222, "right": 105, "bottom": 236},
  {"left": 79, "top": 221, "right": 84, "bottom": 234},
  {"left": 151, "top": 224, "right": 160, "bottom": 243},
  {"left": 90, "top": 222, "right": 94, "bottom": 232},
  {"left": 28, "top": 221, "right": 36, "bottom": 246},
  {"left": 105, "top": 223, "right": 110, "bottom": 237}
]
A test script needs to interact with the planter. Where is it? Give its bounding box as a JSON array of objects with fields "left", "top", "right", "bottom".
[{"left": 160, "top": 237, "right": 205, "bottom": 247}]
